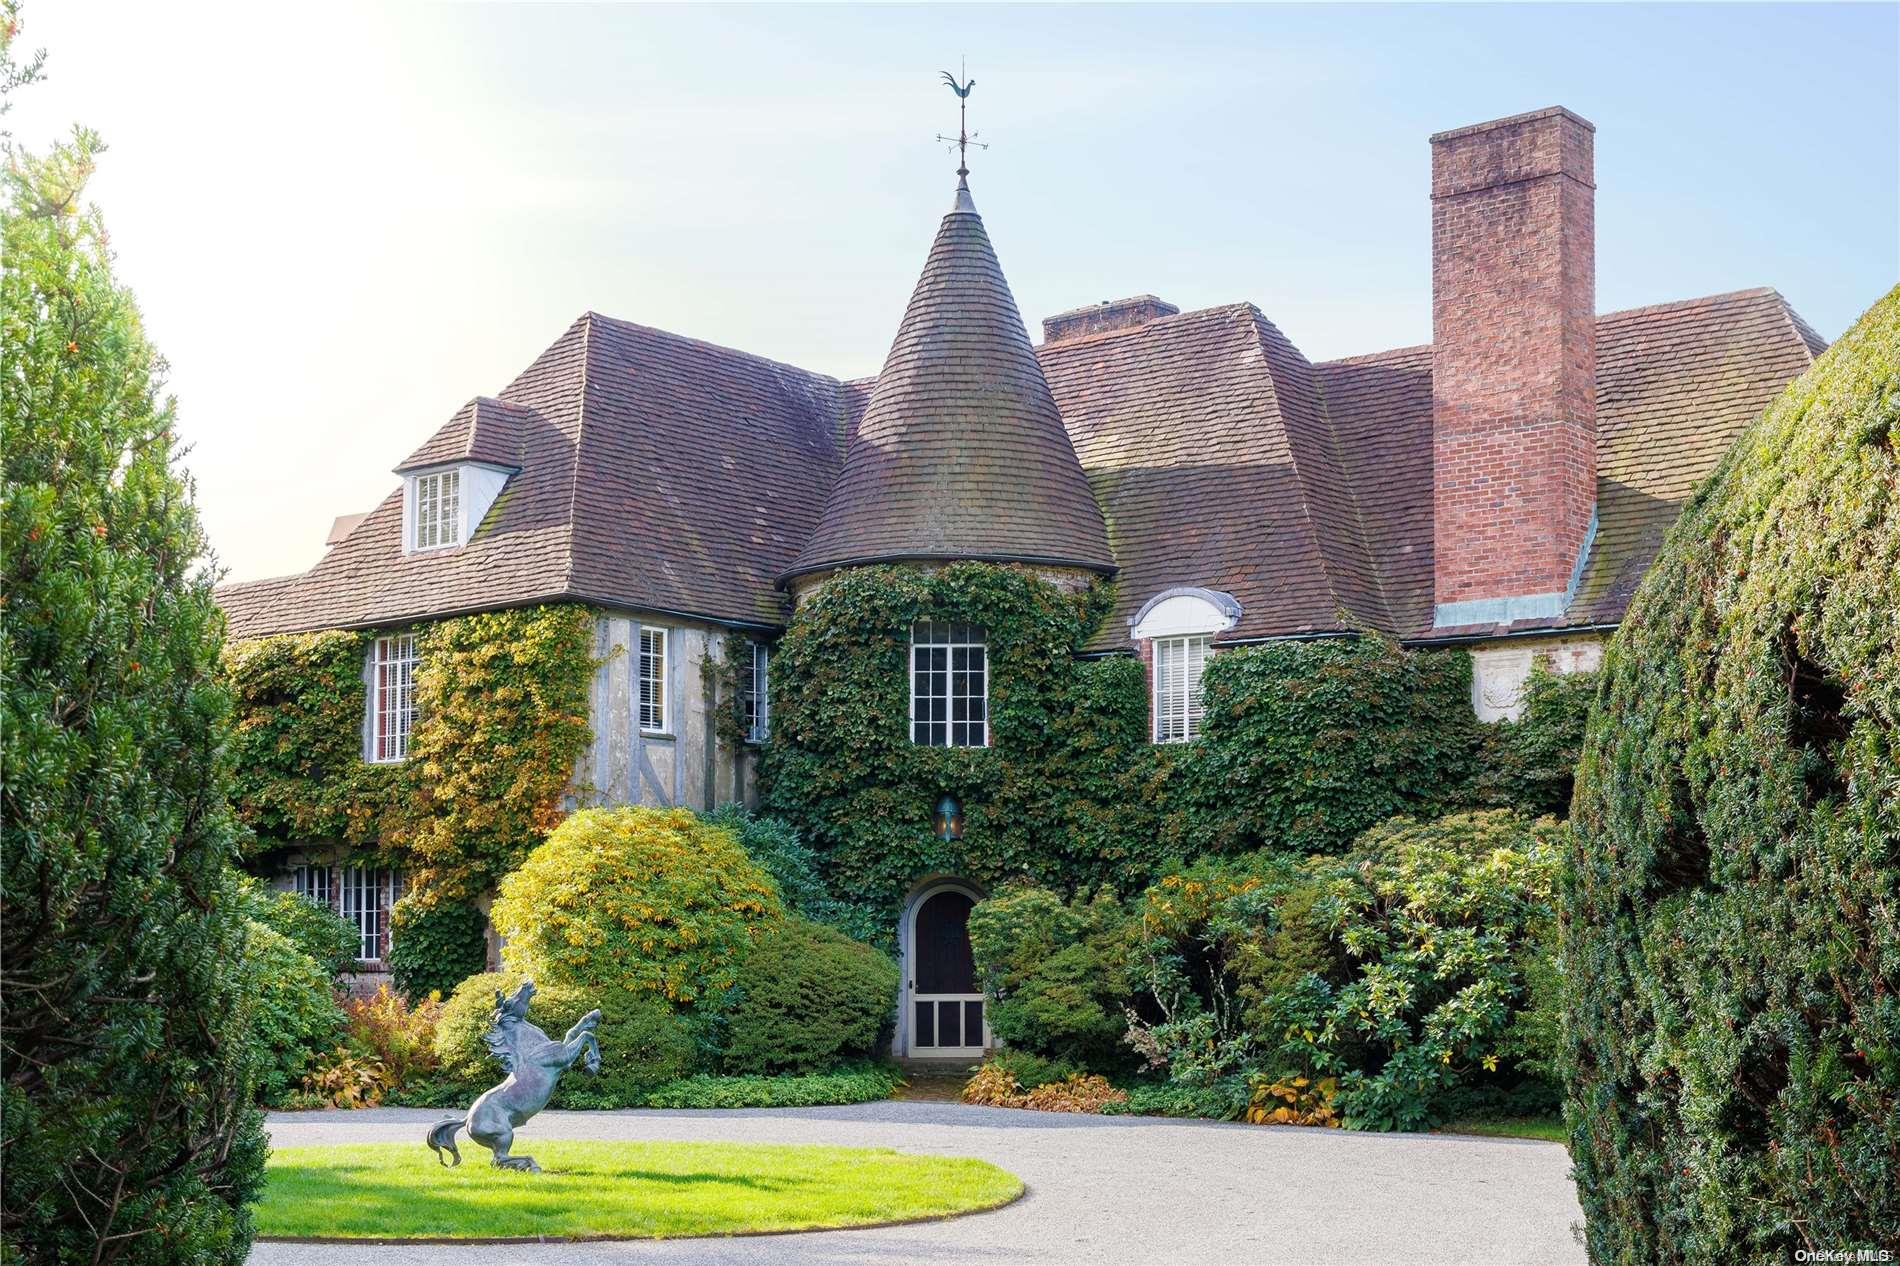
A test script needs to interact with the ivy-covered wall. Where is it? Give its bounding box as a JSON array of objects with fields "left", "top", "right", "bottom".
[
  {"left": 226, "top": 603, "right": 596, "bottom": 899},
  {"left": 760, "top": 562, "right": 1494, "bottom": 916}
]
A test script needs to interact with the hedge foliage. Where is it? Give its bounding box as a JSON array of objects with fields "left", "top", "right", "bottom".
[
  {"left": 434, "top": 972, "right": 698, "bottom": 1103},
  {"left": 240, "top": 922, "right": 347, "bottom": 1106},
  {"left": 719, "top": 916, "right": 899, "bottom": 1074},
  {"left": 1, "top": 117, "right": 266, "bottom": 1262},
  {"left": 490, "top": 806, "right": 783, "bottom": 1005},
  {"left": 242, "top": 875, "right": 362, "bottom": 979},
  {"left": 1169, "top": 637, "right": 1480, "bottom": 854},
  {"left": 225, "top": 603, "right": 596, "bottom": 898},
  {"left": 968, "top": 883, "right": 1137, "bottom": 1071},
  {"left": 386, "top": 896, "right": 489, "bottom": 1001},
  {"left": 1565, "top": 286, "right": 1900, "bottom": 1261}
]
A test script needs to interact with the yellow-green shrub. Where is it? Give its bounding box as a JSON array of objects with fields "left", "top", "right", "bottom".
[{"left": 490, "top": 807, "right": 783, "bottom": 1005}]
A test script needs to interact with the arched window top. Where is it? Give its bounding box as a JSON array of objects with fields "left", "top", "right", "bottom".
[{"left": 1130, "top": 588, "right": 1242, "bottom": 640}]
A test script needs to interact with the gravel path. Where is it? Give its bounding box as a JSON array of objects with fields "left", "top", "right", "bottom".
[{"left": 252, "top": 1103, "right": 1585, "bottom": 1265}]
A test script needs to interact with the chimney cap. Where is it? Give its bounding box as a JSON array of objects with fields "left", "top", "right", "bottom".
[{"left": 1430, "top": 105, "right": 1595, "bottom": 145}]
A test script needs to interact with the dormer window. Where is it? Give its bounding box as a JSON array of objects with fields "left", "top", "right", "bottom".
[
  {"left": 398, "top": 462, "right": 511, "bottom": 555},
  {"left": 1131, "top": 588, "right": 1242, "bottom": 746},
  {"left": 413, "top": 470, "right": 460, "bottom": 550}
]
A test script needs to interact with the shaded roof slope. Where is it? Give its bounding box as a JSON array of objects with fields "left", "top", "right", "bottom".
[
  {"left": 786, "top": 185, "right": 1112, "bottom": 581},
  {"left": 1039, "top": 304, "right": 1387, "bottom": 648}
]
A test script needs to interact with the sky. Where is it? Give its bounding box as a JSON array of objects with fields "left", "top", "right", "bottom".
[{"left": 9, "top": 2, "right": 1897, "bottom": 584}]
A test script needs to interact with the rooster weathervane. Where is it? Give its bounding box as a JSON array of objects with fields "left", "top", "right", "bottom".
[{"left": 936, "top": 59, "right": 986, "bottom": 179}]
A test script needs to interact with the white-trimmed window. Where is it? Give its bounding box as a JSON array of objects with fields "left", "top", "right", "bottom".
[
  {"left": 412, "top": 469, "right": 461, "bottom": 550},
  {"left": 368, "top": 634, "right": 418, "bottom": 762},
  {"left": 293, "top": 864, "right": 402, "bottom": 962},
  {"left": 1153, "top": 635, "right": 1211, "bottom": 743},
  {"left": 911, "top": 620, "right": 987, "bottom": 747},
  {"left": 740, "top": 641, "right": 769, "bottom": 743},
  {"left": 639, "top": 628, "right": 668, "bottom": 734}
]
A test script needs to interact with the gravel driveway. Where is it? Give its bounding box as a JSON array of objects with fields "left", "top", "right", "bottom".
[{"left": 252, "top": 1103, "right": 1585, "bottom": 1266}]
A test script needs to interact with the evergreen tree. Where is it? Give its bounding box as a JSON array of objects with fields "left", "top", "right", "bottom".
[{"left": 1, "top": 11, "right": 268, "bottom": 1260}]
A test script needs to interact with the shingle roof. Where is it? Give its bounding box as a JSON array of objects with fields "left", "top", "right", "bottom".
[
  {"left": 784, "top": 184, "right": 1113, "bottom": 582},
  {"left": 1317, "top": 287, "right": 1824, "bottom": 640},
  {"left": 219, "top": 313, "right": 848, "bottom": 640},
  {"left": 1038, "top": 304, "right": 1385, "bottom": 649},
  {"left": 396, "top": 397, "right": 534, "bottom": 472},
  {"left": 217, "top": 283, "right": 1821, "bottom": 649}
]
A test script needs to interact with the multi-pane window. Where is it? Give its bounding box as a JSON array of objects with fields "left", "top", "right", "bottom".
[
  {"left": 740, "top": 641, "right": 769, "bottom": 743},
  {"left": 369, "top": 634, "right": 418, "bottom": 762},
  {"left": 638, "top": 628, "right": 667, "bottom": 733},
  {"left": 413, "top": 470, "right": 461, "bottom": 550},
  {"left": 292, "top": 864, "right": 402, "bottom": 962},
  {"left": 1153, "top": 635, "right": 1211, "bottom": 742},
  {"left": 911, "top": 621, "right": 987, "bottom": 747}
]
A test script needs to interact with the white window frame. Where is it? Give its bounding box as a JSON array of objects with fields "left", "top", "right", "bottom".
[
  {"left": 638, "top": 627, "right": 668, "bottom": 735},
  {"left": 293, "top": 864, "right": 402, "bottom": 962},
  {"left": 367, "top": 634, "right": 418, "bottom": 763},
  {"left": 910, "top": 620, "right": 988, "bottom": 748},
  {"left": 1153, "top": 634, "right": 1211, "bottom": 743},
  {"left": 740, "top": 641, "right": 769, "bottom": 743},
  {"left": 411, "top": 469, "right": 461, "bottom": 551}
]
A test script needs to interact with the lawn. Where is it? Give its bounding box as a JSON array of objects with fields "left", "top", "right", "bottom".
[
  {"left": 256, "top": 1140, "right": 1022, "bottom": 1241},
  {"left": 1436, "top": 1115, "right": 1568, "bottom": 1143}
]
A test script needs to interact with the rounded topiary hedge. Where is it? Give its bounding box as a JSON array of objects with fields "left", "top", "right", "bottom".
[
  {"left": 490, "top": 806, "right": 783, "bottom": 1005},
  {"left": 1564, "top": 287, "right": 1899, "bottom": 1262},
  {"left": 719, "top": 916, "right": 899, "bottom": 1074}
]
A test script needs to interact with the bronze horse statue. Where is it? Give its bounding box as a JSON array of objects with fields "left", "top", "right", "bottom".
[{"left": 426, "top": 980, "right": 600, "bottom": 1173}]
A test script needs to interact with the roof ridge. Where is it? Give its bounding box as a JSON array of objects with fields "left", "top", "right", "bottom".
[
  {"left": 1315, "top": 342, "right": 1433, "bottom": 368},
  {"left": 560, "top": 312, "right": 597, "bottom": 598},
  {"left": 1595, "top": 286, "right": 1782, "bottom": 323},
  {"left": 1247, "top": 307, "right": 1391, "bottom": 632},
  {"left": 1035, "top": 301, "right": 1254, "bottom": 351}
]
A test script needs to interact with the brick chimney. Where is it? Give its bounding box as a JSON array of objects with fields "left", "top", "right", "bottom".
[
  {"left": 1430, "top": 106, "right": 1597, "bottom": 628},
  {"left": 1042, "top": 295, "right": 1179, "bottom": 345}
]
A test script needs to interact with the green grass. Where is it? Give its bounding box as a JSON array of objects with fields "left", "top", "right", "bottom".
[
  {"left": 257, "top": 1140, "right": 1022, "bottom": 1241},
  {"left": 1436, "top": 1115, "right": 1568, "bottom": 1143}
]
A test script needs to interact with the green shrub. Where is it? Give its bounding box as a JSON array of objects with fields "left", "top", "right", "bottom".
[
  {"left": 702, "top": 806, "right": 887, "bottom": 946},
  {"left": 435, "top": 972, "right": 698, "bottom": 1103},
  {"left": 1101, "top": 1078, "right": 1251, "bottom": 1121},
  {"left": 1289, "top": 811, "right": 1562, "bottom": 1131},
  {"left": 635, "top": 1064, "right": 901, "bottom": 1109},
  {"left": 983, "top": 1048, "right": 1080, "bottom": 1093},
  {"left": 1475, "top": 665, "right": 1597, "bottom": 817},
  {"left": 342, "top": 984, "right": 442, "bottom": 1089},
  {"left": 719, "top": 917, "right": 898, "bottom": 1074},
  {"left": 387, "top": 895, "right": 488, "bottom": 1001},
  {"left": 1169, "top": 637, "right": 1480, "bottom": 854},
  {"left": 241, "top": 921, "right": 348, "bottom": 1106},
  {"left": 968, "top": 882, "right": 1135, "bottom": 1071},
  {"left": 241, "top": 878, "right": 360, "bottom": 978},
  {"left": 1, "top": 115, "right": 267, "bottom": 1262},
  {"left": 490, "top": 806, "right": 783, "bottom": 1005},
  {"left": 1565, "top": 287, "right": 1900, "bottom": 1262}
]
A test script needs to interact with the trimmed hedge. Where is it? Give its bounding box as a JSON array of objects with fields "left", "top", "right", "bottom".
[
  {"left": 1565, "top": 286, "right": 1900, "bottom": 1262},
  {"left": 719, "top": 917, "right": 899, "bottom": 1074}
]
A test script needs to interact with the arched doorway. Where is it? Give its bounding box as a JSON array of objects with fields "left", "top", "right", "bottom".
[{"left": 899, "top": 880, "right": 989, "bottom": 1059}]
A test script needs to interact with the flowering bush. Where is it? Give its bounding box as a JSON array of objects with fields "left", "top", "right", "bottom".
[
  {"left": 301, "top": 1047, "right": 390, "bottom": 1109},
  {"left": 490, "top": 806, "right": 783, "bottom": 1004},
  {"left": 344, "top": 984, "right": 442, "bottom": 1088}
]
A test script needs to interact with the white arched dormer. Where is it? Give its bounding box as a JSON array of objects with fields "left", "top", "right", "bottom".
[
  {"left": 895, "top": 876, "right": 990, "bottom": 1060},
  {"left": 1131, "top": 588, "right": 1241, "bottom": 743}
]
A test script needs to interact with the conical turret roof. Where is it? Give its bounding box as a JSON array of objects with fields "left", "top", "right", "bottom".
[{"left": 784, "top": 182, "right": 1114, "bottom": 583}]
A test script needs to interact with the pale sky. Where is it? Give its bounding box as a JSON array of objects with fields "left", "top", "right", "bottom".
[{"left": 11, "top": 2, "right": 1897, "bottom": 584}]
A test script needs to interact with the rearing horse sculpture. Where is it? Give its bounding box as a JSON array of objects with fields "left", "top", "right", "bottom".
[{"left": 426, "top": 979, "right": 600, "bottom": 1173}]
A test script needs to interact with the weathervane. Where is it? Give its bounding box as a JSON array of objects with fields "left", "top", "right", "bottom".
[{"left": 936, "top": 59, "right": 986, "bottom": 181}]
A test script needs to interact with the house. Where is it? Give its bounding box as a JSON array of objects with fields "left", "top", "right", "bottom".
[{"left": 217, "top": 106, "right": 1825, "bottom": 1035}]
